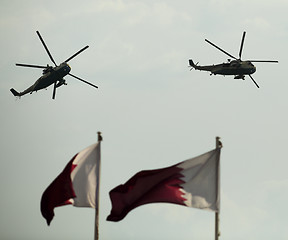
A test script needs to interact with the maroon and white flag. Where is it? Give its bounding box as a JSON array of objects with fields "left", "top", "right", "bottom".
[
  {"left": 41, "top": 143, "right": 100, "bottom": 225},
  {"left": 107, "top": 147, "right": 220, "bottom": 222}
]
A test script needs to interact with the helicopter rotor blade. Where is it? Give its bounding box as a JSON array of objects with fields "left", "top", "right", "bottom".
[
  {"left": 248, "top": 60, "right": 278, "bottom": 63},
  {"left": 64, "top": 46, "right": 89, "bottom": 63},
  {"left": 239, "top": 31, "right": 246, "bottom": 60},
  {"left": 68, "top": 73, "right": 98, "bottom": 89},
  {"left": 36, "top": 31, "right": 57, "bottom": 66},
  {"left": 205, "top": 38, "right": 237, "bottom": 60},
  {"left": 16, "top": 63, "right": 47, "bottom": 69},
  {"left": 52, "top": 81, "right": 57, "bottom": 99},
  {"left": 249, "top": 75, "right": 260, "bottom": 88}
]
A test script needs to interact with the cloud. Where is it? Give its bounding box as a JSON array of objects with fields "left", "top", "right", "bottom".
[{"left": 244, "top": 17, "right": 272, "bottom": 30}]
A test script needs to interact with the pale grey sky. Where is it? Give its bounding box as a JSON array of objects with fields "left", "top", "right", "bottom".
[{"left": 1, "top": 0, "right": 287, "bottom": 239}]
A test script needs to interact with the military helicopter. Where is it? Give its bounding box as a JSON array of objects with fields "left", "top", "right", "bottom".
[
  {"left": 189, "top": 31, "right": 278, "bottom": 88},
  {"left": 10, "top": 31, "right": 98, "bottom": 99}
]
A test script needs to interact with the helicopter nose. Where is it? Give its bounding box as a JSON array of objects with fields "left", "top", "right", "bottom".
[
  {"left": 249, "top": 65, "right": 256, "bottom": 74},
  {"left": 65, "top": 64, "right": 71, "bottom": 73}
]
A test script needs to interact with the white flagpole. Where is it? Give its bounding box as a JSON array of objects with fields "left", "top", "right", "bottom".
[
  {"left": 95, "top": 132, "right": 102, "bottom": 240},
  {"left": 215, "top": 136, "right": 222, "bottom": 240}
]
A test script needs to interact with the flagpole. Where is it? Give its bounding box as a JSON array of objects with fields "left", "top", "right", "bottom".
[
  {"left": 215, "top": 136, "right": 221, "bottom": 240},
  {"left": 95, "top": 132, "right": 102, "bottom": 240}
]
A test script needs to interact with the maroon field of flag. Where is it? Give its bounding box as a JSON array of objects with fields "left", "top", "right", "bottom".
[
  {"left": 41, "top": 143, "right": 100, "bottom": 225},
  {"left": 107, "top": 147, "right": 220, "bottom": 222}
]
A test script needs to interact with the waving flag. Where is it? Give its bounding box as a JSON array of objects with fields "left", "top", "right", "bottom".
[
  {"left": 41, "top": 143, "right": 100, "bottom": 225},
  {"left": 107, "top": 147, "right": 221, "bottom": 222}
]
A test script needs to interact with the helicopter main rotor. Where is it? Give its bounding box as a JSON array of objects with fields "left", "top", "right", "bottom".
[
  {"left": 15, "top": 31, "right": 97, "bottom": 99},
  {"left": 205, "top": 38, "right": 238, "bottom": 61},
  {"left": 15, "top": 63, "right": 47, "bottom": 69},
  {"left": 205, "top": 31, "right": 247, "bottom": 61},
  {"left": 64, "top": 45, "right": 89, "bottom": 63},
  {"left": 36, "top": 31, "right": 57, "bottom": 67},
  {"left": 238, "top": 31, "right": 246, "bottom": 60}
]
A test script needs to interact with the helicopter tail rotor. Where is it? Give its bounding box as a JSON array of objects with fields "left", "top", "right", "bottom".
[
  {"left": 189, "top": 59, "right": 199, "bottom": 70},
  {"left": 189, "top": 59, "right": 195, "bottom": 68},
  {"left": 10, "top": 88, "right": 20, "bottom": 96}
]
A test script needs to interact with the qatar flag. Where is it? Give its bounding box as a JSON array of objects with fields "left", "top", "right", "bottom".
[
  {"left": 41, "top": 142, "right": 100, "bottom": 225},
  {"left": 107, "top": 147, "right": 221, "bottom": 222}
]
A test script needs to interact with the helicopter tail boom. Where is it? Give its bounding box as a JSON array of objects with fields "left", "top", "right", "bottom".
[
  {"left": 189, "top": 59, "right": 213, "bottom": 72},
  {"left": 10, "top": 84, "right": 36, "bottom": 97}
]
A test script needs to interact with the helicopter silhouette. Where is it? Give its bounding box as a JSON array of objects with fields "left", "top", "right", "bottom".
[
  {"left": 10, "top": 31, "right": 98, "bottom": 99},
  {"left": 189, "top": 31, "right": 278, "bottom": 88}
]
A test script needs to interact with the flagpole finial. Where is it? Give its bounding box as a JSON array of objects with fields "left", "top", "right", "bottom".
[
  {"left": 97, "top": 132, "right": 103, "bottom": 142},
  {"left": 216, "top": 136, "right": 222, "bottom": 148}
]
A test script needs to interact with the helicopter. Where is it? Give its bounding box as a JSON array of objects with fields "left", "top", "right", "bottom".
[
  {"left": 189, "top": 31, "right": 278, "bottom": 88},
  {"left": 10, "top": 31, "right": 98, "bottom": 99}
]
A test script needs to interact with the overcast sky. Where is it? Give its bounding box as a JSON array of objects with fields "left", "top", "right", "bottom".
[{"left": 1, "top": 0, "right": 287, "bottom": 239}]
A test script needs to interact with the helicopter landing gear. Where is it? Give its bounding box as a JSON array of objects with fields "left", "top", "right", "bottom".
[
  {"left": 234, "top": 75, "right": 245, "bottom": 80},
  {"left": 56, "top": 79, "right": 67, "bottom": 88}
]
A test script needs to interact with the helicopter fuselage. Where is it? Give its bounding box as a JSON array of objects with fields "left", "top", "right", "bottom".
[
  {"left": 189, "top": 60, "right": 256, "bottom": 79},
  {"left": 13, "top": 63, "right": 71, "bottom": 97},
  {"left": 36, "top": 63, "right": 71, "bottom": 90}
]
